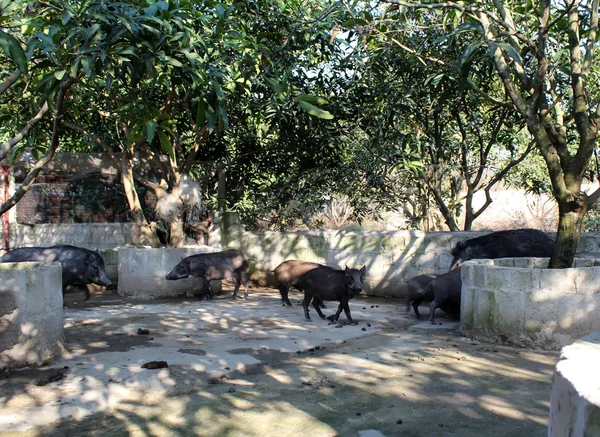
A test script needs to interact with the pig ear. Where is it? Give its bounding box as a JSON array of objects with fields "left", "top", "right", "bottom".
[
  {"left": 345, "top": 265, "right": 349, "bottom": 271},
  {"left": 360, "top": 265, "right": 366, "bottom": 275},
  {"left": 451, "top": 242, "right": 463, "bottom": 257},
  {"left": 464, "top": 246, "right": 473, "bottom": 258}
]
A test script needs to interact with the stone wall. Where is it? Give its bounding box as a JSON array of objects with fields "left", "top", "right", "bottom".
[
  {"left": 0, "top": 262, "right": 65, "bottom": 370},
  {"left": 460, "top": 258, "right": 600, "bottom": 350},
  {"left": 549, "top": 331, "right": 600, "bottom": 436}
]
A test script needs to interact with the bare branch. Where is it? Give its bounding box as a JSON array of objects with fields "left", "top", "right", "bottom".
[
  {"left": 0, "top": 69, "right": 22, "bottom": 95},
  {"left": 0, "top": 101, "right": 50, "bottom": 161}
]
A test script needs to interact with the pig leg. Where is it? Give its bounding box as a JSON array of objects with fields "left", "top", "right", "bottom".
[
  {"left": 412, "top": 297, "right": 424, "bottom": 319},
  {"left": 241, "top": 271, "right": 249, "bottom": 299},
  {"left": 201, "top": 279, "right": 212, "bottom": 301},
  {"left": 429, "top": 299, "right": 444, "bottom": 324},
  {"left": 313, "top": 296, "right": 326, "bottom": 308},
  {"left": 302, "top": 293, "right": 313, "bottom": 322},
  {"left": 232, "top": 275, "right": 241, "bottom": 300},
  {"left": 312, "top": 299, "right": 327, "bottom": 319},
  {"left": 333, "top": 302, "right": 344, "bottom": 322},
  {"left": 61, "top": 285, "right": 68, "bottom": 309},
  {"left": 279, "top": 286, "right": 292, "bottom": 306},
  {"left": 84, "top": 284, "right": 91, "bottom": 300},
  {"left": 342, "top": 300, "right": 357, "bottom": 325}
]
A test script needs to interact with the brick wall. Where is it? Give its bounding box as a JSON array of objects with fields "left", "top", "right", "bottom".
[{"left": 14, "top": 172, "right": 156, "bottom": 225}]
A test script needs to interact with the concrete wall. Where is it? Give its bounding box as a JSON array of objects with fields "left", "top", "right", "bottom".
[
  {"left": 0, "top": 262, "right": 65, "bottom": 370},
  {"left": 7, "top": 219, "right": 600, "bottom": 297},
  {"left": 460, "top": 258, "right": 600, "bottom": 350},
  {"left": 225, "top": 230, "right": 464, "bottom": 296},
  {"left": 549, "top": 331, "right": 600, "bottom": 436},
  {"left": 117, "top": 246, "right": 222, "bottom": 299},
  {"left": 11, "top": 223, "right": 141, "bottom": 250}
]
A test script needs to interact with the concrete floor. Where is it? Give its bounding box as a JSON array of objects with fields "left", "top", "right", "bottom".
[{"left": 0, "top": 285, "right": 558, "bottom": 437}]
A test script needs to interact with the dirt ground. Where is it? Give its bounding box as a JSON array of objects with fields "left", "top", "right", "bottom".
[{"left": 0, "top": 285, "right": 558, "bottom": 437}]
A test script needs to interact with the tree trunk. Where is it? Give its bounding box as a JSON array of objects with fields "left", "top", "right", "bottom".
[
  {"left": 549, "top": 202, "right": 586, "bottom": 268},
  {"left": 121, "top": 159, "right": 161, "bottom": 248},
  {"left": 169, "top": 219, "right": 185, "bottom": 248},
  {"left": 463, "top": 189, "right": 474, "bottom": 231}
]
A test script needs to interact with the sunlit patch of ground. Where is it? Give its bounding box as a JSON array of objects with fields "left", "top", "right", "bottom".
[{"left": 0, "top": 286, "right": 558, "bottom": 436}]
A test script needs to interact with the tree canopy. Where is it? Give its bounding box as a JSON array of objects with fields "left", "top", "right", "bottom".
[{"left": 2, "top": 0, "right": 600, "bottom": 266}]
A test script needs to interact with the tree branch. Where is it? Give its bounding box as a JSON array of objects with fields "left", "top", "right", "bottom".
[
  {"left": 0, "top": 78, "right": 74, "bottom": 215},
  {"left": 0, "top": 69, "right": 22, "bottom": 95},
  {"left": 0, "top": 101, "right": 50, "bottom": 161}
]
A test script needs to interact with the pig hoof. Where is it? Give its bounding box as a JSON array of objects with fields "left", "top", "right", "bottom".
[
  {"left": 305, "top": 318, "right": 313, "bottom": 322},
  {"left": 319, "top": 315, "right": 327, "bottom": 319}
]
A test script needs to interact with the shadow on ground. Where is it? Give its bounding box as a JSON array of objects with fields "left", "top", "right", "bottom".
[{"left": 0, "top": 285, "right": 557, "bottom": 437}]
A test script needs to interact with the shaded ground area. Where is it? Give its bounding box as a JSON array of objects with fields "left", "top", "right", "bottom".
[{"left": 0, "top": 285, "right": 558, "bottom": 437}]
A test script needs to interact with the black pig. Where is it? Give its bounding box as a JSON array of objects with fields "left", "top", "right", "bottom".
[
  {"left": 165, "top": 249, "right": 249, "bottom": 300},
  {"left": 405, "top": 274, "right": 437, "bottom": 319},
  {"left": 299, "top": 265, "right": 366, "bottom": 325},
  {"left": 450, "top": 228, "right": 554, "bottom": 270},
  {"left": 0, "top": 245, "right": 112, "bottom": 301},
  {"left": 273, "top": 260, "right": 325, "bottom": 307},
  {"left": 428, "top": 268, "right": 462, "bottom": 324}
]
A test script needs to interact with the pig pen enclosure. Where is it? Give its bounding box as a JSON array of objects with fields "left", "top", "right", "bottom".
[{"left": 2, "top": 225, "right": 600, "bottom": 436}]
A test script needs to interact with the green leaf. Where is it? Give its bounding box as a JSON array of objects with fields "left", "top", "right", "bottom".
[
  {"left": 165, "top": 56, "right": 184, "bottom": 67},
  {"left": 492, "top": 41, "right": 524, "bottom": 67},
  {"left": 298, "top": 101, "right": 334, "bottom": 120},
  {"left": 196, "top": 100, "right": 206, "bottom": 126},
  {"left": 452, "top": 22, "right": 484, "bottom": 36},
  {"left": 0, "top": 29, "right": 27, "bottom": 73},
  {"left": 54, "top": 70, "right": 66, "bottom": 80},
  {"left": 219, "top": 106, "right": 229, "bottom": 131},
  {"left": 212, "top": 79, "right": 225, "bottom": 100},
  {"left": 81, "top": 55, "right": 94, "bottom": 75},
  {"left": 206, "top": 104, "right": 216, "bottom": 132},
  {"left": 459, "top": 42, "right": 483, "bottom": 68},
  {"left": 157, "top": 130, "right": 174, "bottom": 160},
  {"left": 146, "top": 120, "right": 158, "bottom": 144},
  {"left": 265, "top": 77, "right": 282, "bottom": 94},
  {"left": 296, "top": 94, "right": 329, "bottom": 105},
  {"left": 62, "top": 9, "right": 74, "bottom": 25}
]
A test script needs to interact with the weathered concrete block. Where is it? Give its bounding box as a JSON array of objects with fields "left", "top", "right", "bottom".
[
  {"left": 462, "top": 258, "right": 600, "bottom": 350},
  {"left": 496, "top": 291, "right": 526, "bottom": 333},
  {"left": 575, "top": 268, "right": 600, "bottom": 295},
  {"left": 474, "top": 289, "right": 498, "bottom": 331},
  {"left": 460, "top": 285, "right": 475, "bottom": 327},
  {"left": 117, "top": 246, "right": 222, "bottom": 299},
  {"left": 509, "top": 268, "right": 541, "bottom": 294},
  {"left": 0, "top": 262, "right": 65, "bottom": 370},
  {"left": 549, "top": 331, "right": 600, "bottom": 437},
  {"left": 539, "top": 268, "right": 578, "bottom": 297}
]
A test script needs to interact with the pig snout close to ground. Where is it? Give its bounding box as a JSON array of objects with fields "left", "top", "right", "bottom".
[
  {"left": 449, "top": 228, "right": 555, "bottom": 270},
  {"left": 298, "top": 265, "right": 366, "bottom": 325},
  {"left": 273, "top": 260, "right": 327, "bottom": 307},
  {"left": 165, "top": 249, "right": 249, "bottom": 300},
  {"left": 428, "top": 267, "right": 462, "bottom": 325},
  {"left": 0, "top": 245, "right": 112, "bottom": 303},
  {"left": 405, "top": 274, "right": 437, "bottom": 319}
]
